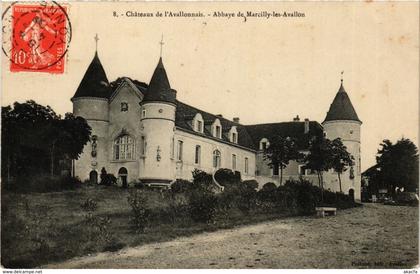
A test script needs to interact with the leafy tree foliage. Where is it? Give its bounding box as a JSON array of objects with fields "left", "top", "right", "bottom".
[
  {"left": 330, "top": 138, "right": 354, "bottom": 192},
  {"left": 263, "top": 136, "right": 303, "bottom": 185},
  {"left": 2, "top": 101, "right": 91, "bottom": 183},
  {"left": 375, "top": 138, "right": 419, "bottom": 194},
  {"left": 304, "top": 135, "right": 334, "bottom": 193}
]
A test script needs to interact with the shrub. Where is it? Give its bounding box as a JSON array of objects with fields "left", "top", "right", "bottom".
[
  {"left": 191, "top": 169, "right": 213, "bottom": 191},
  {"left": 236, "top": 184, "right": 257, "bottom": 214},
  {"left": 127, "top": 190, "right": 151, "bottom": 232},
  {"left": 100, "top": 174, "right": 117, "bottom": 186},
  {"left": 214, "top": 168, "right": 241, "bottom": 188},
  {"left": 243, "top": 180, "right": 259, "bottom": 190},
  {"left": 162, "top": 191, "right": 189, "bottom": 223},
  {"left": 80, "top": 198, "right": 98, "bottom": 212},
  {"left": 258, "top": 182, "right": 278, "bottom": 203},
  {"left": 188, "top": 189, "right": 218, "bottom": 223},
  {"left": 170, "top": 179, "right": 193, "bottom": 193}
]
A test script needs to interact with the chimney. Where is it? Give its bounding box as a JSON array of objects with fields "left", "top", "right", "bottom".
[
  {"left": 293, "top": 115, "right": 300, "bottom": 122},
  {"left": 304, "top": 118, "right": 310, "bottom": 134},
  {"left": 233, "top": 117, "right": 240, "bottom": 123}
]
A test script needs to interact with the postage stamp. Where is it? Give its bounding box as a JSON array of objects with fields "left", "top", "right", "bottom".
[{"left": 2, "top": 1, "right": 71, "bottom": 73}]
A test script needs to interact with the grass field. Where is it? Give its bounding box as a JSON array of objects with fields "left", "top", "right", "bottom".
[{"left": 1, "top": 185, "right": 290, "bottom": 268}]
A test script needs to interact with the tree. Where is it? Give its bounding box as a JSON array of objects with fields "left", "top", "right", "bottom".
[
  {"left": 330, "top": 138, "right": 354, "bottom": 192},
  {"left": 1, "top": 101, "right": 91, "bottom": 183},
  {"left": 376, "top": 138, "right": 418, "bottom": 194},
  {"left": 263, "top": 136, "right": 303, "bottom": 185},
  {"left": 304, "top": 135, "right": 334, "bottom": 201}
]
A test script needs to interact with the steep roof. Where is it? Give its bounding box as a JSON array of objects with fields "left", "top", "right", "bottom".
[
  {"left": 143, "top": 57, "right": 176, "bottom": 104},
  {"left": 245, "top": 121, "right": 324, "bottom": 150},
  {"left": 175, "top": 100, "right": 255, "bottom": 149},
  {"left": 72, "top": 52, "right": 111, "bottom": 99},
  {"left": 323, "top": 83, "right": 361, "bottom": 123}
]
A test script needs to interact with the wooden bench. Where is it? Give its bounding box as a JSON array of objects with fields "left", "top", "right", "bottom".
[{"left": 315, "top": 207, "right": 337, "bottom": 217}]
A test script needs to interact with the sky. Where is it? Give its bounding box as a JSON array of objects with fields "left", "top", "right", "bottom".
[{"left": 2, "top": 1, "right": 419, "bottom": 171}]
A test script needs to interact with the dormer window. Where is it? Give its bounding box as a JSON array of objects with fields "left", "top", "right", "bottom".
[
  {"left": 229, "top": 126, "right": 238, "bottom": 144},
  {"left": 212, "top": 118, "right": 222, "bottom": 139},
  {"left": 193, "top": 113, "right": 204, "bottom": 133},
  {"left": 216, "top": 126, "right": 221, "bottom": 138},
  {"left": 259, "top": 138, "right": 269, "bottom": 150},
  {"left": 197, "top": 120, "right": 203, "bottom": 132}
]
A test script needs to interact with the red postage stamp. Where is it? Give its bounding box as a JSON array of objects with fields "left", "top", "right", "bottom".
[{"left": 2, "top": 2, "right": 71, "bottom": 73}]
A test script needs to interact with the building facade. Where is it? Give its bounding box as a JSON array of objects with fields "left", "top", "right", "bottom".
[{"left": 72, "top": 50, "right": 362, "bottom": 200}]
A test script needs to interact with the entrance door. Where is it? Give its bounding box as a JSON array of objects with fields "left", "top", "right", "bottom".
[
  {"left": 118, "top": 167, "right": 128, "bottom": 188},
  {"left": 349, "top": 189, "right": 355, "bottom": 201},
  {"left": 89, "top": 170, "right": 98, "bottom": 184}
]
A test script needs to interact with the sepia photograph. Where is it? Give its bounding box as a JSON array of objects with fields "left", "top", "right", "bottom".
[{"left": 1, "top": 1, "right": 419, "bottom": 270}]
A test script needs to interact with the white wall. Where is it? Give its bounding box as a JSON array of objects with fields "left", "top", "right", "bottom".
[{"left": 174, "top": 129, "right": 256, "bottom": 181}]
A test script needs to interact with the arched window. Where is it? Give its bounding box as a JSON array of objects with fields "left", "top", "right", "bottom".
[
  {"left": 114, "top": 135, "right": 134, "bottom": 160},
  {"left": 213, "top": 150, "right": 221, "bottom": 168}
]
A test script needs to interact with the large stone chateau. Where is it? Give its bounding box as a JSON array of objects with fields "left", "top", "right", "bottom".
[{"left": 71, "top": 49, "right": 362, "bottom": 200}]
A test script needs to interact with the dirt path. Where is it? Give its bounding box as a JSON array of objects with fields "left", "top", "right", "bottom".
[{"left": 47, "top": 203, "right": 418, "bottom": 268}]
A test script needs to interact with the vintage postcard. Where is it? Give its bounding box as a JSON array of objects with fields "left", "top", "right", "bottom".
[{"left": 1, "top": 1, "right": 419, "bottom": 271}]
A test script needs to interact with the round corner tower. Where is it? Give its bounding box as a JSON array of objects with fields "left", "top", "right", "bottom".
[
  {"left": 71, "top": 51, "right": 111, "bottom": 182},
  {"left": 322, "top": 80, "right": 362, "bottom": 201},
  {"left": 139, "top": 57, "right": 177, "bottom": 184}
]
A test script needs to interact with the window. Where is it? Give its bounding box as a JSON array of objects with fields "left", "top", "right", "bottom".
[
  {"left": 261, "top": 142, "right": 267, "bottom": 150},
  {"left": 232, "top": 154, "right": 237, "bottom": 170},
  {"left": 114, "top": 135, "right": 134, "bottom": 160},
  {"left": 195, "top": 145, "right": 201, "bottom": 164},
  {"left": 299, "top": 165, "right": 306, "bottom": 175},
  {"left": 213, "top": 150, "right": 221, "bottom": 168},
  {"left": 121, "top": 102, "right": 128, "bottom": 112},
  {"left": 197, "top": 120, "right": 203, "bottom": 133},
  {"left": 142, "top": 109, "right": 146, "bottom": 118},
  {"left": 229, "top": 126, "right": 238, "bottom": 143},
  {"left": 216, "top": 126, "right": 221, "bottom": 138},
  {"left": 177, "top": 140, "right": 183, "bottom": 161},
  {"left": 244, "top": 157, "right": 249, "bottom": 174},
  {"left": 212, "top": 119, "right": 222, "bottom": 138},
  {"left": 259, "top": 138, "right": 269, "bottom": 150},
  {"left": 140, "top": 136, "right": 146, "bottom": 156},
  {"left": 193, "top": 113, "right": 204, "bottom": 133},
  {"left": 170, "top": 137, "right": 174, "bottom": 159}
]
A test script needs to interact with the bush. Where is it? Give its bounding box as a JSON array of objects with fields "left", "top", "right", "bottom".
[
  {"left": 191, "top": 169, "right": 214, "bottom": 191},
  {"left": 127, "top": 190, "right": 151, "bottom": 232},
  {"left": 170, "top": 179, "right": 193, "bottom": 193},
  {"left": 214, "top": 168, "right": 241, "bottom": 188},
  {"left": 258, "top": 182, "right": 278, "bottom": 203},
  {"left": 188, "top": 189, "right": 218, "bottom": 223},
  {"left": 80, "top": 198, "right": 98, "bottom": 212},
  {"left": 243, "top": 180, "right": 259, "bottom": 190},
  {"left": 100, "top": 174, "right": 117, "bottom": 186}
]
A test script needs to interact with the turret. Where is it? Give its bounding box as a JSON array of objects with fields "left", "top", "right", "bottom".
[
  {"left": 322, "top": 79, "right": 362, "bottom": 200},
  {"left": 71, "top": 48, "right": 111, "bottom": 182},
  {"left": 139, "top": 57, "right": 177, "bottom": 184}
]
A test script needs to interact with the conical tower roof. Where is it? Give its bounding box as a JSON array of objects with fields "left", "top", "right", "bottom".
[
  {"left": 72, "top": 52, "right": 111, "bottom": 99},
  {"left": 323, "top": 82, "right": 361, "bottom": 123},
  {"left": 143, "top": 57, "right": 176, "bottom": 104}
]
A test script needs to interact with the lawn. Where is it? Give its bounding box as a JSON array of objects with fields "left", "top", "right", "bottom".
[{"left": 1, "top": 185, "right": 290, "bottom": 268}]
